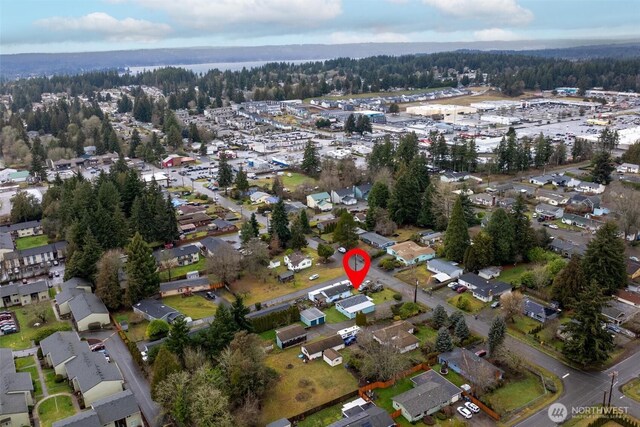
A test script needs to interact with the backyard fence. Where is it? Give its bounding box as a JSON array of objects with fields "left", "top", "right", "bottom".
[{"left": 288, "top": 389, "right": 359, "bottom": 423}]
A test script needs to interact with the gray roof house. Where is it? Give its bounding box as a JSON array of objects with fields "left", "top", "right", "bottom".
[
  {"left": 392, "top": 370, "right": 462, "bottom": 423},
  {"left": 360, "top": 232, "right": 396, "bottom": 249},
  {"left": 159, "top": 276, "right": 210, "bottom": 297},
  {"left": 438, "top": 347, "right": 504, "bottom": 383},
  {"left": 327, "top": 406, "right": 395, "bottom": 427},
  {"left": 40, "top": 331, "right": 90, "bottom": 376},
  {"left": 64, "top": 351, "right": 124, "bottom": 406},
  {"left": 68, "top": 292, "right": 110, "bottom": 332},
  {"left": 52, "top": 389, "right": 142, "bottom": 427},
  {"left": 523, "top": 299, "right": 560, "bottom": 323},
  {"left": 133, "top": 299, "right": 182, "bottom": 323},
  {"left": 602, "top": 300, "right": 639, "bottom": 325},
  {"left": 0, "top": 347, "right": 34, "bottom": 426},
  {"left": 535, "top": 203, "right": 564, "bottom": 219},
  {"left": 199, "top": 236, "right": 234, "bottom": 257},
  {"left": 427, "top": 259, "right": 463, "bottom": 281}
]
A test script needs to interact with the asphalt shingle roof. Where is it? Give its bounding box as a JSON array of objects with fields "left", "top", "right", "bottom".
[
  {"left": 68, "top": 292, "right": 109, "bottom": 322},
  {"left": 40, "top": 331, "right": 88, "bottom": 367},
  {"left": 92, "top": 389, "right": 139, "bottom": 425},
  {"left": 65, "top": 351, "right": 122, "bottom": 393}
]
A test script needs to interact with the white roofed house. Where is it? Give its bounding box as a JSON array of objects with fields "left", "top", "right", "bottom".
[
  {"left": 574, "top": 181, "right": 606, "bottom": 194},
  {"left": 249, "top": 191, "right": 271, "bottom": 205},
  {"left": 534, "top": 203, "right": 564, "bottom": 219},
  {"left": 617, "top": 163, "right": 640, "bottom": 174},
  {"left": 427, "top": 259, "right": 463, "bottom": 282},
  {"left": 284, "top": 252, "right": 312, "bottom": 272}
]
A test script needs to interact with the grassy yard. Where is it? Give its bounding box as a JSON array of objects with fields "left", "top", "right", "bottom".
[
  {"left": 622, "top": 378, "right": 640, "bottom": 402},
  {"left": 446, "top": 292, "right": 487, "bottom": 313},
  {"left": 392, "top": 227, "right": 427, "bottom": 243},
  {"left": 254, "top": 172, "right": 318, "bottom": 190},
  {"left": 499, "top": 264, "right": 533, "bottom": 286},
  {"left": 323, "top": 306, "right": 349, "bottom": 324},
  {"left": 431, "top": 364, "right": 466, "bottom": 387},
  {"left": 508, "top": 315, "right": 565, "bottom": 353},
  {"left": 395, "top": 267, "right": 432, "bottom": 287},
  {"left": 258, "top": 329, "right": 277, "bottom": 342},
  {"left": 414, "top": 325, "right": 438, "bottom": 344},
  {"left": 38, "top": 395, "right": 76, "bottom": 427},
  {"left": 16, "top": 356, "right": 43, "bottom": 401},
  {"left": 298, "top": 404, "right": 343, "bottom": 427},
  {"left": 0, "top": 306, "right": 71, "bottom": 350},
  {"left": 43, "top": 368, "right": 73, "bottom": 395},
  {"left": 483, "top": 371, "right": 545, "bottom": 415},
  {"left": 260, "top": 347, "right": 359, "bottom": 425},
  {"left": 15, "top": 235, "right": 49, "bottom": 250},
  {"left": 159, "top": 257, "right": 206, "bottom": 281},
  {"left": 161, "top": 294, "right": 217, "bottom": 320},
  {"left": 368, "top": 288, "right": 397, "bottom": 305},
  {"left": 114, "top": 311, "right": 149, "bottom": 342}
]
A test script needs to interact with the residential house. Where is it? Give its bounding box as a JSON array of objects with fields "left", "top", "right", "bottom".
[
  {"left": 40, "top": 331, "right": 90, "bottom": 376},
  {"left": 278, "top": 271, "right": 294, "bottom": 283},
  {"left": 0, "top": 348, "right": 33, "bottom": 427},
  {"left": 387, "top": 241, "right": 436, "bottom": 265},
  {"left": 8, "top": 171, "right": 30, "bottom": 183},
  {"left": 360, "top": 232, "right": 396, "bottom": 249},
  {"left": 52, "top": 389, "right": 142, "bottom": 427},
  {"left": 211, "top": 218, "right": 236, "bottom": 233},
  {"left": 301, "top": 335, "right": 345, "bottom": 360},
  {"left": 440, "top": 172, "right": 469, "bottom": 183},
  {"left": 327, "top": 406, "right": 394, "bottom": 427},
  {"left": 420, "top": 231, "right": 443, "bottom": 246},
  {"left": 335, "top": 294, "right": 375, "bottom": 319},
  {"left": 177, "top": 212, "right": 212, "bottom": 229},
  {"left": 617, "top": 163, "right": 640, "bottom": 174},
  {"left": 0, "top": 220, "right": 42, "bottom": 238},
  {"left": 438, "top": 347, "right": 504, "bottom": 383},
  {"left": 159, "top": 277, "right": 211, "bottom": 297},
  {"left": 308, "top": 282, "right": 352, "bottom": 304},
  {"left": 602, "top": 299, "right": 639, "bottom": 325},
  {"left": 536, "top": 190, "right": 569, "bottom": 206},
  {"left": 176, "top": 204, "right": 207, "bottom": 216},
  {"left": 568, "top": 194, "right": 601, "bottom": 213},
  {"left": 472, "top": 193, "right": 494, "bottom": 207},
  {"left": 275, "top": 324, "right": 307, "bottom": 349},
  {"left": 616, "top": 290, "right": 640, "bottom": 308},
  {"left": 69, "top": 293, "right": 110, "bottom": 332},
  {"left": 561, "top": 213, "right": 604, "bottom": 231},
  {"left": 132, "top": 299, "right": 182, "bottom": 323},
  {"left": 284, "top": 252, "right": 313, "bottom": 272},
  {"left": 306, "top": 192, "right": 333, "bottom": 211},
  {"left": 0, "top": 232, "right": 14, "bottom": 262},
  {"left": 427, "top": 259, "right": 463, "bottom": 282},
  {"left": 510, "top": 184, "right": 536, "bottom": 197},
  {"left": 535, "top": 203, "right": 564, "bottom": 219},
  {"left": 316, "top": 218, "right": 339, "bottom": 233},
  {"left": 523, "top": 299, "right": 560, "bottom": 323},
  {"left": 331, "top": 188, "right": 357, "bottom": 205},
  {"left": 56, "top": 277, "right": 92, "bottom": 315},
  {"left": 497, "top": 197, "right": 516, "bottom": 211},
  {"left": 249, "top": 191, "right": 271, "bottom": 205},
  {"left": 478, "top": 267, "right": 501, "bottom": 280},
  {"left": 627, "top": 261, "right": 640, "bottom": 281},
  {"left": 529, "top": 175, "right": 554, "bottom": 186},
  {"left": 3, "top": 241, "right": 68, "bottom": 279},
  {"left": 283, "top": 201, "right": 306, "bottom": 215},
  {"left": 392, "top": 370, "right": 462, "bottom": 423},
  {"left": 550, "top": 239, "right": 586, "bottom": 258},
  {"left": 245, "top": 303, "right": 292, "bottom": 320},
  {"left": 353, "top": 184, "right": 372, "bottom": 201},
  {"left": 300, "top": 307, "right": 326, "bottom": 327},
  {"left": 458, "top": 273, "right": 511, "bottom": 302},
  {"left": 198, "top": 236, "right": 234, "bottom": 257},
  {"left": 153, "top": 245, "right": 200, "bottom": 267},
  {"left": 573, "top": 181, "right": 606, "bottom": 194},
  {"left": 372, "top": 321, "right": 419, "bottom": 354},
  {"left": 65, "top": 351, "right": 124, "bottom": 407},
  {"left": 550, "top": 176, "right": 570, "bottom": 187},
  {"left": 323, "top": 348, "right": 343, "bottom": 367},
  {"left": 0, "top": 280, "right": 49, "bottom": 308}
]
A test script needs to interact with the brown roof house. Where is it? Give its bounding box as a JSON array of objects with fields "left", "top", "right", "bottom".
[
  {"left": 301, "top": 335, "right": 345, "bottom": 360},
  {"left": 372, "top": 321, "right": 420, "bottom": 354}
]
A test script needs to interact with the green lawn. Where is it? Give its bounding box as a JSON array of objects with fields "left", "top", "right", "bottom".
[
  {"left": 258, "top": 329, "right": 277, "bottom": 342},
  {"left": 0, "top": 306, "right": 71, "bottom": 350},
  {"left": 508, "top": 315, "right": 565, "bottom": 353},
  {"left": 16, "top": 358, "right": 43, "bottom": 401},
  {"left": 38, "top": 395, "right": 76, "bottom": 427},
  {"left": 161, "top": 294, "right": 217, "bottom": 320},
  {"left": 298, "top": 404, "right": 343, "bottom": 427},
  {"left": 159, "top": 257, "right": 206, "bottom": 281},
  {"left": 15, "top": 235, "right": 49, "bottom": 250},
  {"left": 43, "top": 368, "right": 73, "bottom": 395},
  {"left": 260, "top": 346, "right": 358, "bottom": 425},
  {"left": 446, "top": 293, "right": 487, "bottom": 313},
  {"left": 323, "top": 306, "right": 348, "bottom": 324},
  {"left": 375, "top": 376, "right": 414, "bottom": 412},
  {"left": 395, "top": 267, "right": 432, "bottom": 288},
  {"left": 499, "top": 264, "right": 532, "bottom": 286},
  {"left": 114, "top": 312, "right": 149, "bottom": 342},
  {"left": 483, "top": 371, "right": 545, "bottom": 415},
  {"left": 15, "top": 355, "right": 36, "bottom": 370},
  {"left": 622, "top": 378, "right": 640, "bottom": 402},
  {"left": 254, "top": 172, "right": 318, "bottom": 190},
  {"left": 414, "top": 325, "right": 438, "bottom": 344},
  {"left": 431, "top": 364, "right": 466, "bottom": 387},
  {"left": 368, "top": 288, "right": 397, "bottom": 305}
]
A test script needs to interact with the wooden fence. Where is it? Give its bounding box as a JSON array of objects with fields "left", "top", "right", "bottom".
[
  {"left": 288, "top": 390, "right": 359, "bottom": 423},
  {"left": 463, "top": 391, "right": 501, "bottom": 421},
  {"left": 358, "top": 362, "right": 431, "bottom": 400}
]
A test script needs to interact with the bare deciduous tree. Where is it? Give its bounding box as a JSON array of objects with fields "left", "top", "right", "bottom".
[
  {"left": 355, "top": 331, "right": 412, "bottom": 382},
  {"left": 605, "top": 183, "right": 640, "bottom": 238},
  {"left": 206, "top": 249, "right": 241, "bottom": 286},
  {"left": 500, "top": 291, "right": 524, "bottom": 323},
  {"left": 28, "top": 301, "right": 50, "bottom": 324},
  {"left": 242, "top": 238, "right": 270, "bottom": 281}
]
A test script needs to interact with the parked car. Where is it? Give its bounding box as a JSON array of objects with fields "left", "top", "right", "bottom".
[
  {"left": 337, "top": 247, "right": 347, "bottom": 254},
  {"left": 99, "top": 350, "right": 110, "bottom": 363},
  {"left": 54, "top": 271, "right": 60, "bottom": 277},
  {"left": 447, "top": 281, "right": 459, "bottom": 289},
  {"left": 344, "top": 336, "right": 357, "bottom": 346},
  {"left": 457, "top": 406, "right": 473, "bottom": 419},
  {"left": 205, "top": 292, "right": 216, "bottom": 300},
  {"left": 1, "top": 327, "right": 17, "bottom": 335},
  {"left": 465, "top": 402, "right": 481, "bottom": 414},
  {"left": 456, "top": 286, "right": 468, "bottom": 294},
  {"left": 141, "top": 351, "right": 148, "bottom": 362},
  {"left": 309, "top": 274, "right": 320, "bottom": 281},
  {"left": 474, "top": 349, "right": 487, "bottom": 358},
  {"left": 491, "top": 301, "right": 501, "bottom": 309},
  {"left": 370, "top": 283, "right": 384, "bottom": 293},
  {"left": 549, "top": 224, "right": 559, "bottom": 229},
  {"left": 90, "top": 343, "right": 105, "bottom": 352}
]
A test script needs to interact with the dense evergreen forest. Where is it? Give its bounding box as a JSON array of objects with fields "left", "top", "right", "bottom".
[{"left": 3, "top": 51, "right": 640, "bottom": 110}]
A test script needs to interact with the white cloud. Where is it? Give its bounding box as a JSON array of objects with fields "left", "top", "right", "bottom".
[
  {"left": 35, "top": 12, "right": 172, "bottom": 42},
  {"left": 329, "top": 31, "right": 410, "bottom": 44},
  {"left": 135, "top": 0, "right": 342, "bottom": 30},
  {"left": 422, "top": 0, "right": 533, "bottom": 25},
  {"left": 474, "top": 28, "right": 520, "bottom": 41}
]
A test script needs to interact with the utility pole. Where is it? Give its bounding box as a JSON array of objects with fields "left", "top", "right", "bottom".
[
  {"left": 608, "top": 371, "right": 617, "bottom": 407},
  {"left": 414, "top": 279, "right": 418, "bottom": 303}
]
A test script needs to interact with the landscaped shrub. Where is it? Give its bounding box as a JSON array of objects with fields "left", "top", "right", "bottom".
[
  {"left": 455, "top": 296, "right": 470, "bottom": 311},
  {"left": 393, "top": 293, "right": 403, "bottom": 301},
  {"left": 423, "top": 415, "right": 436, "bottom": 425},
  {"left": 36, "top": 348, "right": 43, "bottom": 359},
  {"left": 398, "top": 302, "right": 421, "bottom": 319},
  {"left": 54, "top": 374, "right": 64, "bottom": 383},
  {"left": 33, "top": 324, "right": 73, "bottom": 344},
  {"left": 146, "top": 319, "right": 170, "bottom": 341},
  {"left": 435, "top": 411, "right": 447, "bottom": 421}
]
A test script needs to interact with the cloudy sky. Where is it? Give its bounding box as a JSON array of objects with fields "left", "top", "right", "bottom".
[{"left": 1, "top": 0, "right": 639, "bottom": 54}]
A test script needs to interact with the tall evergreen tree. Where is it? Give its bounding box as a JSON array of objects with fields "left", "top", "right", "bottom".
[
  {"left": 65, "top": 228, "right": 103, "bottom": 283},
  {"left": 301, "top": 140, "right": 320, "bottom": 176},
  {"left": 151, "top": 347, "right": 181, "bottom": 399},
  {"left": 562, "top": 281, "right": 614, "bottom": 366},
  {"left": 344, "top": 114, "right": 356, "bottom": 134},
  {"left": 234, "top": 166, "right": 249, "bottom": 193},
  {"left": 590, "top": 151, "right": 614, "bottom": 184},
  {"left": 435, "top": 327, "right": 454, "bottom": 353},
  {"left": 551, "top": 255, "right": 587, "bottom": 309},
  {"left": 454, "top": 317, "right": 470, "bottom": 342},
  {"left": 95, "top": 250, "right": 123, "bottom": 310},
  {"left": 463, "top": 231, "right": 494, "bottom": 272},
  {"left": 408, "top": 153, "right": 430, "bottom": 193},
  {"left": 249, "top": 213, "right": 260, "bottom": 237},
  {"left": 240, "top": 221, "right": 255, "bottom": 244},
  {"left": 217, "top": 155, "right": 233, "bottom": 191},
  {"left": 488, "top": 316, "right": 506, "bottom": 356},
  {"left": 269, "top": 199, "right": 290, "bottom": 247},
  {"left": 333, "top": 211, "right": 359, "bottom": 249},
  {"left": 128, "top": 128, "right": 141, "bottom": 158},
  {"left": 510, "top": 195, "right": 535, "bottom": 261},
  {"left": 444, "top": 196, "right": 470, "bottom": 262},
  {"left": 165, "top": 317, "right": 191, "bottom": 362},
  {"left": 582, "top": 221, "right": 626, "bottom": 294},
  {"left": 388, "top": 168, "right": 421, "bottom": 225},
  {"left": 396, "top": 133, "right": 420, "bottom": 167},
  {"left": 432, "top": 305, "right": 449, "bottom": 329},
  {"left": 367, "top": 181, "right": 390, "bottom": 210},
  {"left": 417, "top": 183, "right": 437, "bottom": 228},
  {"left": 298, "top": 210, "right": 311, "bottom": 234},
  {"left": 30, "top": 136, "right": 47, "bottom": 181},
  {"left": 125, "top": 232, "right": 159, "bottom": 305},
  {"left": 289, "top": 217, "right": 307, "bottom": 250},
  {"left": 486, "top": 208, "right": 515, "bottom": 265}
]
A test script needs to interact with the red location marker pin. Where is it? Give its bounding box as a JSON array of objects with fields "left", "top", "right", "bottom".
[{"left": 342, "top": 248, "right": 371, "bottom": 290}]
